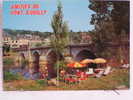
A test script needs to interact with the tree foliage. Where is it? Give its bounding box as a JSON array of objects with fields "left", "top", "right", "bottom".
[
  {"left": 50, "top": 1, "right": 69, "bottom": 85},
  {"left": 89, "top": 0, "right": 129, "bottom": 37},
  {"left": 50, "top": 2, "right": 69, "bottom": 58},
  {"left": 89, "top": 0, "right": 129, "bottom": 57},
  {"left": 111, "top": 1, "right": 129, "bottom": 35},
  {"left": 3, "top": 44, "right": 10, "bottom": 56}
]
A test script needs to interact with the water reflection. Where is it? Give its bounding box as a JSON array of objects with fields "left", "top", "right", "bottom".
[{"left": 8, "top": 67, "right": 41, "bottom": 80}]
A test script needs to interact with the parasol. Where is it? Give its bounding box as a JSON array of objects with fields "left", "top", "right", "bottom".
[
  {"left": 67, "top": 62, "right": 86, "bottom": 68},
  {"left": 80, "top": 59, "right": 94, "bottom": 64},
  {"left": 93, "top": 58, "right": 107, "bottom": 64}
]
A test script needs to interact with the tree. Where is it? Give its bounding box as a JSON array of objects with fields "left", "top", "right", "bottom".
[
  {"left": 50, "top": 1, "right": 69, "bottom": 86},
  {"left": 111, "top": 1, "right": 129, "bottom": 36},
  {"left": 89, "top": 0, "right": 114, "bottom": 57},
  {"left": 3, "top": 44, "right": 10, "bottom": 56},
  {"left": 110, "top": 1, "right": 129, "bottom": 62},
  {"left": 88, "top": 0, "right": 129, "bottom": 58},
  {"left": 89, "top": 0, "right": 129, "bottom": 38}
]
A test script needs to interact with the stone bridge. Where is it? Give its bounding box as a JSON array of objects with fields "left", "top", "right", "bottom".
[
  {"left": 14, "top": 42, "right": 129, "bottom": 78},
  {"left": 16, "top": 44, "right": 96, "bottom": 61},
  {"left": 14, "top": 44, "right": 97, "bottom": 78}
]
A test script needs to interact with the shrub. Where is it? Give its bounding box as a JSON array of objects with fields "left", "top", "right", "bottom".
[
  {"left": 4, "top": 71, "right": 23, "bottom": 81},
  {"left": 35, "top": 79, "right": 48, "bottom": 87},
  {"left": 3, "top": 58, "right": 14, "bottom": 66},
  {"left": 54, "top": 60, "right": 67, "bottom": 71}
]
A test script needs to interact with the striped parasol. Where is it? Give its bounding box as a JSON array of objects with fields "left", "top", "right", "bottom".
[
  {"left": 93, "top": 58, "right": 107, "bottom": 64},
  {"left": 80, "top": 59, "right": 94, "bottom": 64},
  {"left": 67, "top": 62, "right": 86, "bottom": 68}
]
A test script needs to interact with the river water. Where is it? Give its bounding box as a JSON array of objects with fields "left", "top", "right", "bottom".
[{"left": 8, "top": 67, "right": 41, "bottom": 80}]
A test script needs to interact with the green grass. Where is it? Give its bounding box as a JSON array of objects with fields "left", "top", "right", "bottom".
[
  {"left": 35, "top": 79, "right": 48, "bottom": 87},
  {"left": 4, "top": 69, "right": 129, "bottom": 91},
  {"left": 3, "top": 58, "right": 14, "bottom": 66},
  {"left": 3, "top": 80, "right": 46, "bottom": 91},
  {"left": 59, "top": 68, "right": 129, "bottom": 90},
  {"left": 15, "top": 83, "right": 44, "bottom": 91},
  {"left": 4, "top": 71, "right": 23, "bottom": 82}
]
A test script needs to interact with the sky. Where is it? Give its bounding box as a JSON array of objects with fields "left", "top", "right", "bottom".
[{"left": 3, "top": 0, "right": 95, "bottom": 32}]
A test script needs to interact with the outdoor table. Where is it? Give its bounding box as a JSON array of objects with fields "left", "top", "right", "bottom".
[
  {"left": 64, "top": 74, "right": 79, "bottom": 84},
  {"left": 94, "top": 68, "right": 104, "bottom": 73}
]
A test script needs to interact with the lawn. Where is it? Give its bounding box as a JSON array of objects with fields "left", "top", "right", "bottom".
[{"left": 3, "top": 68, "right": 129, "bottom": 91}]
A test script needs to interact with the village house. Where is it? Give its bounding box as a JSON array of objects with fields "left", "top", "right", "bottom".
[{"left": 3, "top": 34, "right": 44, "bottom": 49}]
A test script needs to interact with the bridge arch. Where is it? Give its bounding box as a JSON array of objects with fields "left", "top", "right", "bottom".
[
  {"left": 47, "top": 50, "right": 57, "bottom": 63},
  {"left": 18, "top": 52, "right": 26, "bottom": 69},
  {"left": 46, "top": 49, "right": 63, "bottom": 63},
  {"left": 46, "top": 49, "right": 63, "bottom": 78},
  {"left": 46, "top": 50, "right": 57, "bottom": 78},
  {"left": 32, "top": 50, "right": 41, "bottom": 56},
  {"left": 32, "top": 51, "right": 40, "bottom": 73},
  {"left": 74, "top": 49, "right": 96, "bottom": 61},
  {"left": 20, "top": 52, "right": 25, "bottom": 59}
]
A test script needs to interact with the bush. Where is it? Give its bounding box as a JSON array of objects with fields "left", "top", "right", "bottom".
[
  {"left": 4, "top": 71, "right": 23, "bottom": 81},
  {"left": 3, "top": 58, "right": 14, "bottom": 66},
  {"left": 54, "top": 60, "right": 67, "bottom": 71},
  {"left": 35, "top": 79, "right": 48, "bottom": 87}
]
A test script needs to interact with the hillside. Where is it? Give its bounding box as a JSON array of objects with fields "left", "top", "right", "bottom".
[{"left": 3, "top": 29, "right": 52, "bottom": 38}]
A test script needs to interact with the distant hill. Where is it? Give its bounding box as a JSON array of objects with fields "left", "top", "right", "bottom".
[{"left": 3, "top": 29, "right": 52, "bottom": 38}]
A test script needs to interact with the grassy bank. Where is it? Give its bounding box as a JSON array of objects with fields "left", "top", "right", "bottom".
[{"left": 3, "top": 68, "right": 129, "bottom": 91}]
